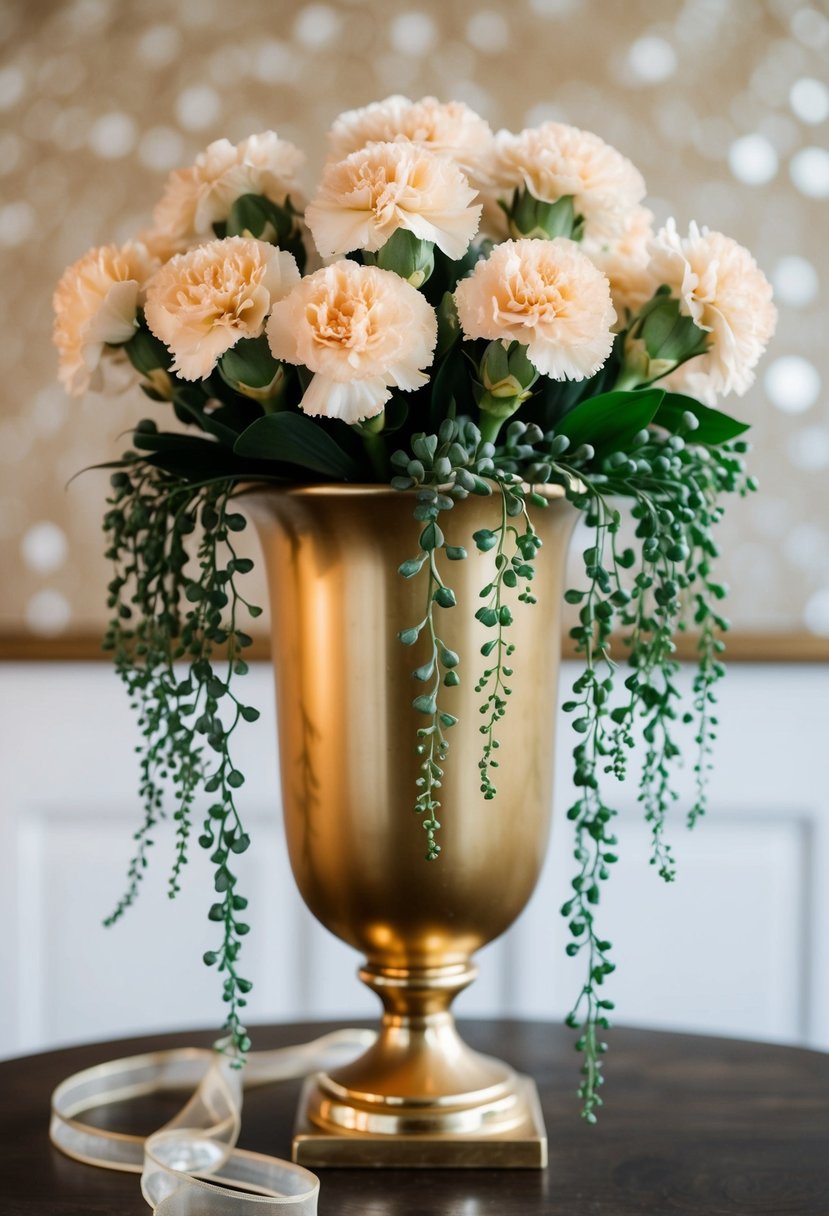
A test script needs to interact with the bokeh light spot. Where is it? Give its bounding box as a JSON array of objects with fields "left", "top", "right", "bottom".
[
  {"left": 728, "top": 133, "right": 778, "bottom": 185},
  {"left": 772, "top": 255, "right": 819, "bottom": 308},
  {"left": 389, "top": 12, "right": 437, "bottom": 56},
  {"left": 21, "top": 522, "right": 68, "bottom": 574},
  {"left": 790, "top": 146, "right": 829, "bottom": 198},
  {"left": 765, "top": 355, "right": 822, "bottom": 414},
  {"left": 25, "top": 589, "right": 72, "bottom": 636},
  {"left": 88, "top": 111, "right": 137, "bottom": 159},
  {"left": 790, "top": 76, "right": 829, "bottom": 124},
  {"left": 176, "top": 85, "right": 222, "bottom": 132},
  {"left": 627, "top": 36, "right": 677, "bottom": 84}
]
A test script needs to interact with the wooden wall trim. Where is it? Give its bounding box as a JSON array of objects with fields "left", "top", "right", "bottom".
[{"left": 1, "top": 631, "right": 828, "bottom": 663}]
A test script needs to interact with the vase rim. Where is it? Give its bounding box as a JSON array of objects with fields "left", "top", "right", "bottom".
[{"left": 236, "top": 480, "right": 570, "bottom": 501}]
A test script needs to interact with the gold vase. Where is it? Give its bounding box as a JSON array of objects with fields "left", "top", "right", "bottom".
[{"left": 245, "top": 485, "right": 576, "bottom": 1168}]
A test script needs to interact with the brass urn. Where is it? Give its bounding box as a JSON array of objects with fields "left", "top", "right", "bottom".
[{"left": 246, "top": 485, "right": 576, "bottom": 1167}]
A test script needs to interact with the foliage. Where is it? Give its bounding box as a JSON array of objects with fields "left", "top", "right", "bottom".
[
  {"left": 94, "top": 286, "right": 756, "bottom": 1102},
  {"left": 63, "top": 148, "right": 766, "bottom": 1111}
]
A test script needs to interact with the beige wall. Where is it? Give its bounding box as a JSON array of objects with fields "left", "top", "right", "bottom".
[{"left": 1, "top": 0, "right": 827, "bottom": 642}]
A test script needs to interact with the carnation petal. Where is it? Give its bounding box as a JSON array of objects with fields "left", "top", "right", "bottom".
[
  {"left": 300, "top": 373, "right": 389, "bottom": 423},
  {"left": 401, "top": 205, "right": 481, "bottom": 259},
  {"left": 305, "top": 201, "right": 377, "bottom": 256},
  {"left": 84, "top": 281, "right": 141, "bottom": 346},
  {"left": 152, "top": 131, "right": 304, "bottom": 243},
  {"left": 145, "top": 236, "right": 297, "bottom": 381},
  {"left": 649, "top": 220, "right": 777, "bottom": 399},
  {"left": 490, "top": 121, "right": 646, "bottom": 242},
  {"left": 455, "top": 237, "right": 615, "bottom": 383},
  {"left": 52, "top": 241, "right": 156, "bottom": 396},
  {"left": 263, "top": 260, "right": 436, "bottom": 415},
  {"left": 307, "top": 142, "right": 480, "bottom": 261},
  {"left": 327, "top": 95, "right": 494, "bottom": 185}
]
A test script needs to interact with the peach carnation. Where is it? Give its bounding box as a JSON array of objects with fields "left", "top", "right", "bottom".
[
  {"left": 266, "top": 260, "right": 437, "bottom": 423},
  {"left": 150, "top": 132, "right": 304, "bottom": 244},
  {"left": 454, "top": 237, "right": 616, "bottom": 381},
  {"left": 53, "top": 241, "right": 157, "bottom": 395},
  {"left": 585, "top": 206, "right": 656, "bottom": 326},
  {"left": 144, "top": 236, "right": 300, "bottom": 381},
  {"left": 305, "top": 141, "right": 481, "bottom": 261},
  {"left": 648, "top": 220, "right": 777, "bottom": 402},
  {"left": 491, "top": 122, "right": 646, "bottom": 241},
  {"left": 327, "top": 95, "right": 494, "bottom": 185}
]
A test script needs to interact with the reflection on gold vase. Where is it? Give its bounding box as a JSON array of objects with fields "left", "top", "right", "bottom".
[{"left": 245, "top": 485, "right": 576, "bottom": 1167}]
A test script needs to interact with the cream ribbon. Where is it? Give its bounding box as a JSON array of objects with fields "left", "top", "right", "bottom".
[{"left": 50, "top": 1029, "right": 376, "bottom": 1214}]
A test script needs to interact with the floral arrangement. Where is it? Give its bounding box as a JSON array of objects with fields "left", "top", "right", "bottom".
[{"left": 53, "top": 96, "right": 776, "bottom": 1121}]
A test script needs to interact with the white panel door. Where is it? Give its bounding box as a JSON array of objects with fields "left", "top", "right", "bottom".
[{"left": 0, "top": 661, "right": 827, "bottom": 1059}]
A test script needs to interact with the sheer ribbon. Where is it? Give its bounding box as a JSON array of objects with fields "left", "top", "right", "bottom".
[{"left": 49, "top": 1029, "right": 376, "bottom": 1214}]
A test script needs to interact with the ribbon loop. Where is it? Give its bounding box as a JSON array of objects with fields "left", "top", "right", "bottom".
[{"left": 50, "top": 1029, "right": 375, "bottom": 1214}]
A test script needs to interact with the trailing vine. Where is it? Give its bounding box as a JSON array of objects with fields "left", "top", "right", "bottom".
[
  {"left": 102, "top": 453, "right": 260, "bottom": 1061},
  {"left": 52, "top": 108, "right": 776, "bottom": 1127},
  {"left": 392, "top": 414, "right": 755, "bottom": 1121},
  {"left": 473, "top": 481, "right": 541, "bottom": 799}
]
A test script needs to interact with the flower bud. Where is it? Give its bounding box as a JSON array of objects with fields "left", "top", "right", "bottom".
[
  {"left": 620, "top": 289, "right": 709, "bottom": 387},
  {"left": 218, "top": 335, "right": 285, "bottom": 407},
  {"left": 374, "top": 228, "right": 435, "bottom": 288},
  {"left": 143, "top": 367, "right": 175, "bottom": 400},
  {"left": 124, "top": 320, "right": 174, "bottom": 400},
  {"left": 502, "top": 187, "right": 583, "bottom": 242},
  {"left": 476, "top": 340, "right": 539, "bottom": 420}
]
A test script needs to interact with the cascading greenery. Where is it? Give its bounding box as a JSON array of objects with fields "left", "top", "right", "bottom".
[
  {"left": 99, "top": 310, "right": 754, "bottom": 1109},
  {"left": 51, "top": 94, "right": 772, "bottom": 1113}
]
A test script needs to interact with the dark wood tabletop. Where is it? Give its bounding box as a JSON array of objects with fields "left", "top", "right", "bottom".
[{"left": 1, "top": 1018, "right": 827, "bottom": 1214}]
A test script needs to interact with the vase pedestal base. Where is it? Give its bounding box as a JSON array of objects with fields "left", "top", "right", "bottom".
[
  {"left": 292, "top": 961, "right": 548, "bottom": 1167},
  {"left": 292, "top": 1072, "right": 547, "bottom": 1169}
]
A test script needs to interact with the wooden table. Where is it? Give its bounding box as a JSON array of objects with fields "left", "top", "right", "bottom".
[{"left": 2, "top": 1019, "right": 827, "bottom": 1213}]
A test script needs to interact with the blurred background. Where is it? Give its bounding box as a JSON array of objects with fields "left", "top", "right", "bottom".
[{"left": 0, "top": 0, "right": 827, "bottom": 1062}]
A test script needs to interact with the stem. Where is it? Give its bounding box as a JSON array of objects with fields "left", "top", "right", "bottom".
[
  {"left": 612, "top": 367, "right": 643, "bottom": 392},
  {"left": 478, "top": 411, "right": 505, "bottom": 446},
  {"left": 360, "top": 429, "right": 389, "bottom": 482}
]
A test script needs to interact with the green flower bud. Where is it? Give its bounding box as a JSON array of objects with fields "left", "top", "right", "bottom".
[
  {"left": 502, "top": 188, "right": 583, "bottom": 242},
  {"left": 620, "top": 289, "right": 709, "bottom": 388},
  {"left": 143, "top": 367, "right": 174, "bottom": 400},
  {"left": 218, "top": 336, "right": 285, "bottom": 407},
  {"left": 476, "top": 340, "right": 539, "bottom": 420},
  {"left": 375, "top": 228, "right": 435, "bottom": 288}
]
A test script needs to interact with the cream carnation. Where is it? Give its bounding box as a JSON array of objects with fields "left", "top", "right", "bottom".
[
  {"left": 144, "top": 236, "right": 300, "bottom": 381},
  {"left": 648, "top": 219, "right": 777, "bottom": 402},
  {"left": 305, "top": 141, "right": 481, "bottom": 261},
  {"left": 53, "top": 242, "right": 157, "bottom": 395},
  {"left": 584, "top": 205, "right": 656, "bottom": 326},
  {"left": 150, "top": 132, "right": 305, "bottom": 243},
  {"left": 327, "top": 95, "right": 494, "bottom": 184},
  {"left": 266, "top": 260, "right": 437, "bottom": 423},
  {"left": 454, "top": 238, "right": 616, "bottom": 381},
  {"left": 491, "top": 122, "right": 646, "bottom": 241}
]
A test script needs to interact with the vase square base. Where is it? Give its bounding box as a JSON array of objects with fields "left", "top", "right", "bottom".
[{"left": 291, "top": 1073, "right": 548, "bottom": 1168}]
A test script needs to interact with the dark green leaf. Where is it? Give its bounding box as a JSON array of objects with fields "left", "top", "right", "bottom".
[
  {"left": 553, "top": 388, "right": 665, "bottom": 456},
  {"left": 234, "top": 412, "right": 361, "bottom": 479},
  {"left": 219, "top": 335, "right": 282, "bottom": 391},
  {"left": 655, "top": 393, "right": 751, "bottom": 445}
]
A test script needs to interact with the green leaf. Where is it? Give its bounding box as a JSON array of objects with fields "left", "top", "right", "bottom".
[
  {"left": 553, "top": 388, "right": 665, "bottom": 455},
  {"left": 655, "top": 393, "right": 751, "bottom": 445},
  {"left": 219, "top": 335, "right": 281, "bottom": 391},
  {"left": 226, "top": 193, "right": 288, "bottom": 241},
  {"left": 124, "top": 320, "right": 171, "bottom": 374},
  {"left": 435, "top": 291, "right": 461, "bottom": 359},
  {"left": 234, "top": 412, "right": 361, "bottom": 479},
  {"left": 173, "top": 392, "right": 241, "bottom": 447},
  {"left": 434, "top": 586, "right": 456, "bottom": 608}
]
